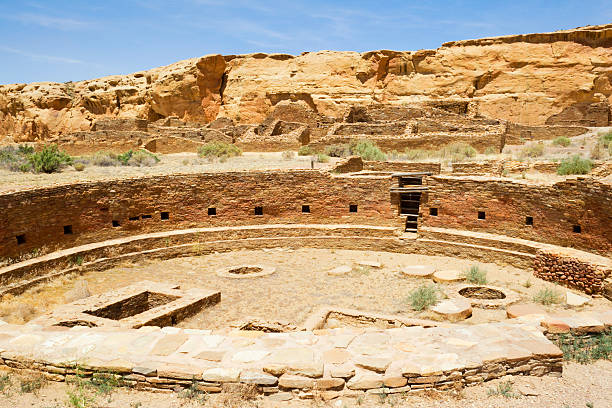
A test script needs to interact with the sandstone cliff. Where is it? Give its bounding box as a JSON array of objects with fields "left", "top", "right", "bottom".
[{"left": 1, "top": 24, "right": 611, "bottom": 143}]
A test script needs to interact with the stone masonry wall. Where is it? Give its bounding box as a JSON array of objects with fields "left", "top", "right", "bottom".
[
  {"left": 534, "top": 251, "right": 611, "bottom": 295},
  {"left": 0, "top": 171, "right": 398, "bottom": 259},
  {"left": 420, "top": 176, "right": 612, "bottom": 255}
]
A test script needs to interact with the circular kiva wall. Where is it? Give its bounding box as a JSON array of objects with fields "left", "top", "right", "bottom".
[{"left": 0, "top": 170, "right": 610, "bottom": 296}]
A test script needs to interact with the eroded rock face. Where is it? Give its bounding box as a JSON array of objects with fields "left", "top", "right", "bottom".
[{"left": 1, "top": 24, "right": 611, "bottom": 143}]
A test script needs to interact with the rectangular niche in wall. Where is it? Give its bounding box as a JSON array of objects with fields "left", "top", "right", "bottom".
[
  {"left": 349, "top": 204, "right": 358, "bottom": 213},
  {"left": 208, "top": 207, "right": 216, "bottom": 216},
  {"left": 63, "top": 225, "right": 73, "bottom": 235},
  {"left": 16, "top": 234, "right": 26, "bottom": 245},
  {"left": 430, "top": 207, "right": 438, "bottom": 216},
  {"left": 478, "top": 211, "right": 486, "bottom": 220},
  {"left": 254, "top": 206, "right": 263, "bottom": 216},
  {"left": 302, "top": 205, "right": 310, "bottom": 213},
  {"left": 141, "top": 214, "right": 152, "bottom": 219},
  {"left": 112, "top": 220, "right": 120, "bottom": 227},
  {"left": 525, "top": 216, "right": 533, "bottom": 226},
  {"left": 129, "top": 216, "right": 140, "bottom": 221},
  {"left": 161, "top": 212, "right": 170, "bottom": 220},
  {"left": 573, "top": 225, "right": 582, "bottom": 233}
]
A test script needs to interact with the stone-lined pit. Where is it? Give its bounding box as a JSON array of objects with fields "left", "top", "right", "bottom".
[{"left": 459, "top": 286, "right": 506, "bottom": 300}]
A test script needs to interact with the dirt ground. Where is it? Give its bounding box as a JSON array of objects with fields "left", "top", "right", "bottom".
[
  {"left": 2, "top": 248, "right": 609, "bottom": 328},
  {"left": 0, "top": 152, "right": 336, "bottom": 193},
  {"left": 0, "top": 360, "right": 610, "bottom": 408}
]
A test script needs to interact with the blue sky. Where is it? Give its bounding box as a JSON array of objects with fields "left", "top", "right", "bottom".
[{"left": 1, "top": 1, "right": 611, "bottom": 84}]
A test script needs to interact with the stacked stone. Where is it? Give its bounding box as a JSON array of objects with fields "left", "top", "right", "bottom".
[{"left": 534, "top": 251, "right": 609, "bottom": 295}]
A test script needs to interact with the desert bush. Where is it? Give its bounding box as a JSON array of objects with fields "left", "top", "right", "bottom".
[
  {"left": 590, "top": 142, "right": 604, "bottom": 160},
  {"left": 555, "top": 330, "right": 611, "bottom": 363},
  {"left": 197, "top": 142, "right": 242, "bottom": 159},
  {"left": 91, "top": 151, "right": 120, "bottom": 166},
  {"left": 533, "top": 287, "right": 563, "bottom": 305},
  {"left": 520, "top": 142, "right": 545, "bottom": 158},
  {"left": 464, "top": 265, "right": 487, "bottom": 284},
  {"left": 405, "top": 148, "right": 432, "bottom": 160},
  {"left": 73, "top": 162, "right": 86, "bottom": 171},
  {"left": 599, "top": 130, "right": 612, "bottom": 148},
  {"left": 127, "top": 149, "right": 159, "bottom": 167},
  {"left": 0, "top": 145, "right": 34, "bottom": 172},
  {"left": 552, "top": 136, "right": 571, "bottom": 147},
  {"left": 298, "top": 145, "right": 315, "bottom": 156},
  {"left": 439, "top": 142, "right": 477, "bottom": 162},
  {"left": 486, "top": 381, "right": 519, "bottom": 398},
  {"left": 315, "top": 153, "right": 330, "bottom": 163},
  {"left": 324, "top": 144, "right": 350, "bottom": 157},
  {"left": 27, "top": 144, "right": 72, "bottom": 173},
  {"left": 484, "top": 146, "right": 498, "bottom": 155},
  {"left": 557, "top": 155, "right": 593, "bottom": 175},
  {"left": 349, "top": 139, "right": 386, "bottom": 161},
  {"left": 406, "top": 284, "right": 439, "bottom": 311},
  {"left": 281, "top": 150, "right": 295, "bottom": 160}
]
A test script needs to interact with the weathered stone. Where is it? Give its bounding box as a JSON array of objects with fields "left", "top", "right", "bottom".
[
  {"left": 402, "top": 265, "right": 435, "bottom": 278},
  {"left": 566, "top": 292, "right": 591, "bottom": 306},
  {"left": 506, "top": 303, "right": 546, "bottom": 319},
  {"left": 314, "top": 377, "right": 345, "bottom": 391},
  {"left": 323, "top": 348, "right": 351, "bottom": 364},
  {"left": 354, "top": 356, "right": 391, "bottom": 373},
  {"left": 346, "top": 372, "right": 383, "bottom": 390},
  {"left": 432, "top": 270, "right": 465, "bottom": 283},
  {"left": 329, "top": 364, "right": 355, "bottom": 379},
  {"left": 240, "top": 370, "right": 278, "bottom": 385},
  {"left": 327, "top": 265, "right": 352, "bottom": 276},
  {"left": 431, "top": 298, "right": 472, "bottom": 322},
  {"left": 202, "top": 367, "right": 240, "bottom": 383},
  {"left": 278, "top": 374, "right": 314, "bottom": 389},
  {"left": 151, "top": 334, "right": 189, "bottom": 356}
]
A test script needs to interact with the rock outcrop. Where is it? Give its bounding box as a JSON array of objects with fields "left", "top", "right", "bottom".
[{"left": 1, "top": 24, "right": 611, "bottom": 143}]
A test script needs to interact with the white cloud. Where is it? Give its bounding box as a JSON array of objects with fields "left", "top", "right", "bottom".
[
  {"left": 12, "top": 13, "right": 90, "bottom": 30},
  {"left": 0, "top": 46, "right": 85, "bottom": 64}
]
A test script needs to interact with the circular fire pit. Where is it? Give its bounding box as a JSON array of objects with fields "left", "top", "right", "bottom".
[
  {"left": 216, "top": 264, "right": 276, "bottom": 279},
  {"left": 455, "top": 285, "right": 519, "bottom": 309}
]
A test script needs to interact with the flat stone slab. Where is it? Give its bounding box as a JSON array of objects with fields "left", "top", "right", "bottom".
[
  {"left": 506, "top": 303, "right": 546, "bottom": 319},
  {"left": 431, "top": 298, "right": 472, "bottom": 322},
  {"left": 327, "top": 265, "right": 352, "bottom": 276},
  {"left": 432, "top": 270, "right": 465, "bottom": 283},
  {"left": 356, "top": 261, "right": 382, "bottom": 268},
  {"left": 401, "top": 265, "right": 435, "bottom": 278},
  {"left": 566, "top": 292, "right": 590, "bottom": 307}
]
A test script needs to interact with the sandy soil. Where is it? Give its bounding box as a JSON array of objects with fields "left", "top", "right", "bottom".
[
  {"left": 0, "top": 152, "right": 336, "bottom": 193},
  {"left": 2, "top": 248, "right": 609, "bottom": 328},
  {"left": 1, "top": 360, "right": 610, "bottom": 408}
]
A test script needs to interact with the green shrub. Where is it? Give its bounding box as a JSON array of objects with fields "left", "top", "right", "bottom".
[
  {"left": 464, "top": 265, "right": 487, "bottom": 284},
  {"left": 520, "top": 142, "right": 545, "bottom": 158},
  {"left": 439, "top": 142, "right": 477, "bottom": 162},
  {"left": 406, "top": 284, "right": 439, "bottom": 311},
  {"left": 91, "top": 151, "right": 119, "bottom": 166},
  {"left": 298, "top": 145, "right": 315, "bottom": 156},
  {"left": 117, "top": 150, "right": 133, "bottom": 165},
  {"left": 484, "top": 146, "right": 498, "bottom": 155},
  {"left": 349, "top": 139, "right": 386, "bottom": 161},
  {"left": 555, "top": 330, "right": 611, "bottom": 363},
  {"left": 316, "top": 153, "right": 330, "bottom": 163},
  {"left": 486, "top": 381, "right": 519, "bottom": 398},
  {"left": 324, "top": 144, "right": 350, "bottom": 158},
  {"left": 557, "top": 155, "right": 593, "bottom": 175},
  {"left": 73, "top": 162, "right": 86, "bottom": 171},
  {"left": 28, "top": 144, "right": 72, "bottom": 173},
  {"left": 197, "top": 142, "right": 242, "bottom": 159},
  {"left": 552, "top": 136, "right": 571, "bottom": 147},
  {"left": 533, "top": 287, "right": 563, "bottom": 305}
]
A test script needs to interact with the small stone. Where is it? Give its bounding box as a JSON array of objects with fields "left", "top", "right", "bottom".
[
  {"left": 150, "top": 333, "right": 188, "bottom": 356},
  {"left": 432, "top": 270, "right": 465, "bottom": 283},
  {"left": 132, "top": 367, "right": 156, "bottom": 377},
  {"left": 323, "top": 348, "right": 351, "bottom": 364},
  {"left": 356, "top": 261, "right": 382, "bottom": 268},
  {"left": 269, "top": 392, "right": 293, "bottom": 401},
  {"left": 328, "top": 265, "right": 352, "bottom": 276},
  {"left": 194, "top": 350, "right": 226, "bottom": 362},
  {"left": 541, "top": 319, "right": 571, "bottom": 334}
]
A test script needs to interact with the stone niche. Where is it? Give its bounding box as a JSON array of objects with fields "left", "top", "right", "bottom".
[{"left": 29, "top": 281, "right": 220, "bottom": 328}]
